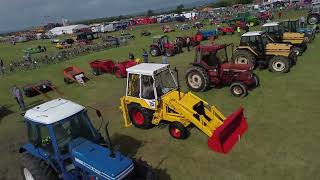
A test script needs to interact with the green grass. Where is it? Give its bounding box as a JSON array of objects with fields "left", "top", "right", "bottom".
[{"left": 1, "top": 9, "right": 320, "bottom": 180}]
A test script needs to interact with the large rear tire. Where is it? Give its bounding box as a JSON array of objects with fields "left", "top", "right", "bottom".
[
  {"left": 128, "top": 104, "right": 154, "bottom": 129},
  {"left": 21, "top": 153, "right": 58, "bottom": 180},
  {"left": 150, "top": 47, "right": 160, "bottom": 57},
  {"left": 168, "top": 122, "right": 189, "bottom": 139},
  {"left": 233, "top": 49, "right": 256, "bottom": 65},
  {"left": 307, "top": 14, "right": 319, "bottom": 25},
  {"left": 185, "top": 66, "right": 210, "bottom": 92},
  {"left": 268, "top": 56, "right": 290, "bottom": 73}
]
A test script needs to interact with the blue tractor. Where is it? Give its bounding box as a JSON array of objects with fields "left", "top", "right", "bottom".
[{"left": 19, "top": 98, "right": 154, "bottom": 180}]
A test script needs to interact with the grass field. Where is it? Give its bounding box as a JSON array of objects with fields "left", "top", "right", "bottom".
[{"left": 1, "top": 9, "right": 320, "bottom": 180}]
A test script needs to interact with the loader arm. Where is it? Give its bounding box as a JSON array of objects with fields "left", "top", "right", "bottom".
[{"left": 162, "top": 91, "right": 248, "bottom": 154}]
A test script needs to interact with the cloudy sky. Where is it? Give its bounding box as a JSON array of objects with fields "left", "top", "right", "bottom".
[{"left": 0, "top": 0, "right": 206, "bottom": 32}]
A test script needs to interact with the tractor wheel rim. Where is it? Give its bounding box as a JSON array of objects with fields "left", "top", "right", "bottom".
[
  {"left": 188, "top": 74, "right": 202, "bottom": 88},
  {"left": 272, "top": 61, "right": 285, "bottom": 72},
  {"left": 235, "top": 57, "right": 248, "bottom": 64},
  {"left": 151, "top": 49, "right": 157, "bottom": 56},
  {"left": 309, "top": 17, "right": 317, "bottom": 24},
  {"left": 23, "top": 168, "right": 35, "bottom": 180},
  {"left": 170, "top": 128, "right": 181, "bottom": 138},
  {"left": 133, "top": 110, "right": 144, "bottom": 125},
  {"left": 233, "top": 86, "right": 243, "bottom": 95}
]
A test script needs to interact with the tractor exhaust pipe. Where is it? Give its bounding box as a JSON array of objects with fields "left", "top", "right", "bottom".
[
  {"left": 105, "top": 122, "right": 115, "bottom": 158},
  {"left": 174, "top": 67, "right": 181, "bottom": 100}
]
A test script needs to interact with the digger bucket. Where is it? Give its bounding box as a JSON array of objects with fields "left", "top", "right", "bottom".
[{"left": 207, "top": 108, "right": 248, "bottom": 154}]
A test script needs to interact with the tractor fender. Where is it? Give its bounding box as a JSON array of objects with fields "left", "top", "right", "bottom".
[
  {"left": 236, "top": 46, "right": 258, "bottom": 56},
  {"left": 19, "top": 144, "right": 60, "bottom": 173}
]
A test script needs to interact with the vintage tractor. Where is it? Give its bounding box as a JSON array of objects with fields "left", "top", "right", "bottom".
[
  {"left": 261, "top": 22, "right": 307, "bottom": 56},
  {"left": 19, "top": 98, "right": 154, "bottom": 180},
  {"left": 175, "top": 36, "right": 200, "bottom": 47},
  {"left": 120, "top": 63, "right": 248, "bottom": 154},
  {"left": 233, "top": 31, "right": 297, "bottom": 73},
  {"left": 195, "top": 30, "right": 218, "bottom": 41},
  {"left": 23, "top": 80, "right": 63, "bottom": 99},
  {"left": 185, "top": 44, "right": 259, "bottom": 97},
  {"left": 149, "top": 35, "right": 178, "bottom": 57},
  {"left": 282, "top": 19, "right": 316, "bottom": 43},
  {"left": 89, "top": 59, "right": 139, "bottom": 78}
]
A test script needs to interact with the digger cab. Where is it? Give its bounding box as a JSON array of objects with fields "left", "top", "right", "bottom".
[{"left": 125, "top": 63, "right": 178, "bottom": 110}]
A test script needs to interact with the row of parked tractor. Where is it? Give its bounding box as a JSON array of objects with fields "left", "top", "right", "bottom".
[{"left": 18, "top": 16, "right": 317, "bottom": 180}]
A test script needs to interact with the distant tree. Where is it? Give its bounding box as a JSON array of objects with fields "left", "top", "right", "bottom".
[
  {"left": 176, "top": 4, "right": 185, "bottom": 14},
  {"left": 146, "top": 9, "right": 155, "bottom": 17}
]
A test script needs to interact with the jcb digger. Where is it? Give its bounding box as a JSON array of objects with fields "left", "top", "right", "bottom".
[{"left": 120, "top": 63, "right": 248, "bottom": 154}]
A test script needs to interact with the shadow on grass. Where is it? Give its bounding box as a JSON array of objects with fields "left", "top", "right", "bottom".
[
  {"left": 111, "top": 133, "right": 171, "bottom": 180},
  {"left": 0, "top": 105, "right": 14, "bottom": 123}
]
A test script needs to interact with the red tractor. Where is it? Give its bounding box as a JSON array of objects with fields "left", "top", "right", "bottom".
[
  {"left": 149, "top": 35, "right": 178, "bottom": 57},
  {"left": 89, "top": 59, "right": 138, "bottom": 78},
  {"left": 185, "top": 44, "right": 259, "bottom": 97}
]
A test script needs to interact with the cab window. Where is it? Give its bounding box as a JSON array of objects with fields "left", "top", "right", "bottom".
[
  {"left": 141, "top": 75, "right": 155, "bottom": 100},
  {"left": 127, "top": 74, "right": 140, "bottom": 98}
]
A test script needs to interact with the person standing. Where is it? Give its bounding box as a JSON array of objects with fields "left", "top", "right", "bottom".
[
  {"left": 12, "top": 85, "right": 25, "bottom": 111},
  {"left": 186, "top": 37, "right": 191, "bottom": 52},
  {"left": 142, "top": 49, "right": 148, "bottom": 63},
  {"left": 237, "top": 26, "right": 241, "bottom": 36},
  {"left": 162, "top": 54, "right": 168, "bottom": 64},
  {"left": 245, "top": 23, "right": 250, "bottom": 33},
  {"left": 278, "top": 10, "right": 282, "bottom": 20},
  {"left": 0, "top": 59, "right": 4, "bottom": 76},
  {"left": 129, "top": 52, "right": 135, "bottom": 60},
  {"left": 300, "top": 16, "right": 306, "bottom": 28}
]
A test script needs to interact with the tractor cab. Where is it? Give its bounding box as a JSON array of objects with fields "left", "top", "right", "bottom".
[
  {"left": 125, "top": 63, "right": 177, "bottom": 110},
  {"left": 239, "top": 31, "right": 274, "bottom": 56},
  {"left": 20, "top": 99, "right": 136, "bottom": 180},
  {"left": 195, "top": 44, "right": 253, "bottom": 72}
]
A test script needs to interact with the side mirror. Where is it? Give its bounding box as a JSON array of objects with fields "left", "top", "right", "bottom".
[{"left": 96, "top": 110, "right": 102, "bottom": 118}]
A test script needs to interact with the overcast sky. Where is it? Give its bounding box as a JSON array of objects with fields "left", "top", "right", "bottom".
[{"left": 0, "top": 0, "right": 205, "bottom": 33}]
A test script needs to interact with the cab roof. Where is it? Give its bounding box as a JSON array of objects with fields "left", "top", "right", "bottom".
[
  {"left": 242, "top": 31, "right": 264, "bottom": 36},
  {"left": 262, "top": 22, "right": 280, "bottom": 27},
  {"left": 126, "top": 63, "right": 169, "bottom": 76},
  {"left": 24, "top": 98, "right": 85, "bottom": 125}
]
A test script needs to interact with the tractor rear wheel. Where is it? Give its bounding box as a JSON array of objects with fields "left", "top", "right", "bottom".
[
  {"left": 268, "top": 56, "right": 290, "bottom": 73},
  {"left": 185, "top": 66, "right": 210, "bottom": 92},
  {"left": 21, "top": 153, "right": 58, "bottom": 180},
  {"left": 307, "top": 14, "right": 319, "bottom": 25},
  {"left": 233, "top": 50, "right": 256, "bottom": 65},
  {"left": 128, "top": 104, "right": 154, "bottom": 129},
  {"left": 230, "top": 82, "right": 248, "bottom": 98},
  {"left": 150, "top": 47, "right": 160, "bottom": 57},
  {"left": 169, "top": 122, "right": 189, "bottom": 139}
]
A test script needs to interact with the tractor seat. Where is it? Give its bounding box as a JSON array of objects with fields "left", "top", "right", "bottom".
[{"left": 221, "top": 63, "right": 252, "bottom": 72}]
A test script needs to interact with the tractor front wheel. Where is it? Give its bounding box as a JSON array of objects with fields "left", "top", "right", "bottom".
[
  {"left": 128, "top": 104, "right": 154, "bottom": 129},
  {"left": 169, "top": 122, "right": 189, "bottom": 139},
  {"left": 150, "top": 47, "right": 160, "bottom": 57},
  {"left": 268, "top": 56, "right": 290, "bottom": 73},
  {"left": 233, "top": 50, "right": 256, "bottom": 65},
  {"left": 185, "top": 66, "right": 210, "bottom": 92},
  {"left": 21, "top": 153, "right": 58, "bottom": 180},
  {"left": 307, "top": 14, "right": 319, "bottom": 25},
  {"left": 165, "top": 49, "right": 174, "bottom": 57},
  {"left": 230, "top": 82, "right": 248, "bottom": 98},
  {"left": 253, "top": 73, "right": 260, "bottom": 88}
]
